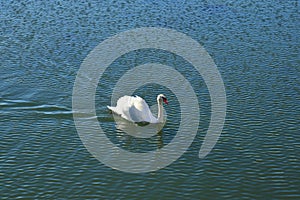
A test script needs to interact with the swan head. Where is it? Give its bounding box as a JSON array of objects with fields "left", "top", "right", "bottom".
[{"left": 157, "top": 94, "right": 168, "bottom": 105}]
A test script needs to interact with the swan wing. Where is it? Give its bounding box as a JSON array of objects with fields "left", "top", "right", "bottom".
[
  {"left": 108, "top": 95, "right": 157, "bottom": 123},
  {"left": 130, "top": 96, "right": 157, "bottom": 122},
  {"left": 107, "top": 96, "right": 134, "bottom": 121}
]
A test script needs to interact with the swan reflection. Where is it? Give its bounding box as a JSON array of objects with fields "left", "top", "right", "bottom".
[{"left": 113, "top": 113, "right": 165, "bottom": 139}]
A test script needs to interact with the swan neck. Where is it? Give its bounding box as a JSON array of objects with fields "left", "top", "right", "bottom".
[{"left": 157, "top": 100, "right": 164, "bottom": 123}]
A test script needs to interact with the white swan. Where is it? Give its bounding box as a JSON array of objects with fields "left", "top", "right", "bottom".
[{"left": 107, "top": 94, "right": 168, "bottom": 123}]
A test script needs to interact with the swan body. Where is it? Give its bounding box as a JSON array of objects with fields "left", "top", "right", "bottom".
[{"left": 107, "top": 94, "right": 168, "bottom": 123}]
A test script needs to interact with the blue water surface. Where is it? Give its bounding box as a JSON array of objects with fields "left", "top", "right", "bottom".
[{"left": 1, "top": 0, "right": 299, "bottom": 199}]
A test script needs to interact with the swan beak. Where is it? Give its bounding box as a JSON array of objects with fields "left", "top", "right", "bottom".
[{"left": 163, "top": 98, "right": 168, "bottom": 105}]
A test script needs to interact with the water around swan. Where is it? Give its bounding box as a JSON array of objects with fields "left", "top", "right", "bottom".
[{"left": 1, "top": 0, "right": 299, "bottom": 199}]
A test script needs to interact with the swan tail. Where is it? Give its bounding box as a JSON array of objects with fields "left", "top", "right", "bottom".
[{"left": 107, "top": 106, "right": 118, "bottom": 114}]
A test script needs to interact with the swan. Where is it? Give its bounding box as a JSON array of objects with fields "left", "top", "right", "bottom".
[{"left": 107, "top": 94, "right": 168, "bottom": 123}]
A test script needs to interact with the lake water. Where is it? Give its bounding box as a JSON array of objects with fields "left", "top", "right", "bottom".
[{"left": 1, "top": 0, "right": 299, "bottom": 199}]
